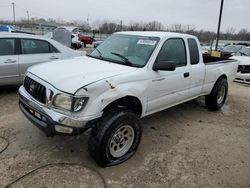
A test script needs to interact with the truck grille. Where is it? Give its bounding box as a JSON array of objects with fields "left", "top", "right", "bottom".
[
  {"left": 238, "top": 65, "right": 250, "bottom": 73},
  {"left": 24, "top": 76, "right": 46, "bottom": 104}
]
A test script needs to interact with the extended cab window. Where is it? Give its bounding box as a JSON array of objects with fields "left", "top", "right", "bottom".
[
  {"left": 188, "top": 38, "right": 200, "bottom": 65},
  {"left": 0, "top": 38, "right": 15, "bottom": 56},
  {"left": 21, "top": 39, "right": 50, "bottom": 54},
  {"left": 157, "top": 38, "right": 187, "bottom": 67}
]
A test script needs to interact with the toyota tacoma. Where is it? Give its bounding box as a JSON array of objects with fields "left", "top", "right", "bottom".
[{"left": 18, "top": 32, "right": 239, "bottom": 167}]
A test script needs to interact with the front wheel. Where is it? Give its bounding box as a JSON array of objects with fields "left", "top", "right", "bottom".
[
  {"left": 205, "top": 78, "right": 228, "bottom": 111},
  {"left": 88, "top": 110, "right": 142, "bottom": 167}
]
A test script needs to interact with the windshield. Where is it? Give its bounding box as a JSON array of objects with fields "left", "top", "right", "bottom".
[
  {"left": 89, "top": 34, "right": 160, "bottom": 67},
  {"left": 239, "top": 47, "right": 250, "bottom": 56},
  {"left": 223, "top": 45, "right": 243, "bottom": 52}
]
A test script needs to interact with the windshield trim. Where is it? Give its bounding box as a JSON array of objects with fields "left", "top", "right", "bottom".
[
  {"left": 87, "top": 54, "right": 141, "bottom": 68},
  {"left": 89, "top": 34, "right": 160, "bottom": 68}
]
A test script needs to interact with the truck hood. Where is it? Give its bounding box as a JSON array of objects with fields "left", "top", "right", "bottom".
[
  {"left": 232, "top": 56, "right": 250, "bottom": 66},
  {"left": 28, "top": 56, "right": 137, "bottom": 94}
]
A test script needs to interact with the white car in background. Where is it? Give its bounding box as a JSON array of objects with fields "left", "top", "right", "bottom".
[
  {"left": 56, "top": 26, "right": 83, "bottom": 49},
  {"left": 0, "top": 32, "right": 84, "bottom": 86},
  {"left": 232, "top": 47, "right": 250, "bottom": 84}
]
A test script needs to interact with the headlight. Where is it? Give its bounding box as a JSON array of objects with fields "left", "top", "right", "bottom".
[
  {"left": 53, "top": 94, "right": 88, "bottom": 112},
  {"left": 72, "top": 97, "right": 88, "bottom": 112},
  {"left": 53, "top": 94, "right": 72, "bottom": 111}
]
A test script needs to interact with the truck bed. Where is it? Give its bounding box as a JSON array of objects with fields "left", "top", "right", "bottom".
[
  {"left": 202, "top": 55, "right": 239, "bottom": 95},
  {"left": 203, "top": 54, "right": 235, "bottom": 64}
]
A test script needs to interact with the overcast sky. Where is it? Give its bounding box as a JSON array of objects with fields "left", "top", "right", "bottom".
[{"left": 0, "top": 0, "right": 249, "bottom": 32}]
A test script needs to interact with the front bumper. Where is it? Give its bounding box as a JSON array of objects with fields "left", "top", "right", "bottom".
[
  {"left": 18, "top": 86, "right": 100, "bottom": 136},
  {"left": 235, "top": 72, "right": 250, "bottom": 84}
]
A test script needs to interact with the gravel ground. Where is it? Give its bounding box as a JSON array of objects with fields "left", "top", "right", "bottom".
[{"left": 0, "top": 82, "right": 249, "bottom": 188}]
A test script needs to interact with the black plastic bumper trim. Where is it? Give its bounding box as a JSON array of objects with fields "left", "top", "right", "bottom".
[{"left": 19, "top": 100, "right": 88, "bottom": 137}]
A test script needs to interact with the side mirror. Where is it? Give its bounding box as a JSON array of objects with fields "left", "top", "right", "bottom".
[{"left": 153, "top": 61, "right": 176, "bottom": 71}]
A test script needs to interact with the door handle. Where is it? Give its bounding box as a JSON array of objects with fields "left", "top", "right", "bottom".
[
  {"left": 184, "top": 72, "right": 190, "bottom": 78},
  {"left": 50, "top": 56, "right": 59, "bottom": 60},
  {"left": 4, "top": 59, "right": 17, "bottom": 64}
]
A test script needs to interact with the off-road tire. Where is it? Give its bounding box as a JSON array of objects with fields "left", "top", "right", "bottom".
[{"left": 88, "top": 110, "right": 142, "bottom": 167}]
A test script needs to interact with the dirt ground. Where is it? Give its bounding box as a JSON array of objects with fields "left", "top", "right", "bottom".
[{"left": 0, "top": 82, "right": 249, "bottom": 188}]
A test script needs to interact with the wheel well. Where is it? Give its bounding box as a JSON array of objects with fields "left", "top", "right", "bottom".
[
  {"left": 210, "top": 74, "right": 227, "bottom": 94},
  {"left": 211, "top": 74, "right": 228, "bottom": 93},
  {"left": 103, "top": 96, "right": 142, "bottom": 116},
  {"left": 217, "top": 74, "right": 227, "bottom": 82},
  {"left": 214, "top": 74, "right": 227, "bottom": 86}
]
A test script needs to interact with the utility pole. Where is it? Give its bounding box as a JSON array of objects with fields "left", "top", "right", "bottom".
[
  {"left": 12, "top": 2, "right": 16, "bottom": 26},
  {"left": 87, "top": 14, "right": 90, "bottom": 32},
  {"left": 215, "top": 0, "right": 224, "bottom": 51},
  {"left": 26, "top": 11, "right": 29, "bottom": 25},
  {"left": 120, "top": 20, "right": 123, "bottom": 31}
]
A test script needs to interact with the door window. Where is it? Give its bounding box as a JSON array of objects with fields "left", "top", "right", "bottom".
[
  {"left": 156, "top": 38, "right": 187, "bottom": 67},
  {"left": 0, "top": 38, "right": 15, "bottom": 56},
  {"left": 21, "top": 39, "right": 50, "bottom": 54}
]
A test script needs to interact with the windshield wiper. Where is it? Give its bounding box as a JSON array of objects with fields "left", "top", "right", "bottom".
[
  {"left": 110, "top": 52, "right": 133, "bottom": 66},
  {"left": 239, "top": 51, "right": 249, "bottom": 56}
]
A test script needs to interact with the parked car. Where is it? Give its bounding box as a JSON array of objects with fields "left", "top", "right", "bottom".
[
  {"left": 200, "top": 42, "right": 225, "bottom": 54},
  {"left": 223, "top": 42, "right": 250, "bottom": 47},
  {"left": 220, "top": 45, "right": 244, "bottom": 57},
  {"left": 93, "top": 40, "right": 104, "bottom": 48},
  {"left": 18, "top": 31, "right": 238, "bottom": 167},
  {"left": 78, "top": 34, "right": 94, "bottom": 47},
  {"left": 236, "top": 46, "right": 250, "bottom": 56},
  {"left": 0, "top": 32, "right": 84, "bottom": 86},
  {"left": 232, "top": 47, "right": 250, "bottom": 84},
  {"left": 53, "top": 26, "right": 83, "bottom": 49},
  {"left": 0, "top": 25, "right": 15, "bottom": 32},
  {"left": 71, "top": 33, "right": 83, "bottom": 49}
]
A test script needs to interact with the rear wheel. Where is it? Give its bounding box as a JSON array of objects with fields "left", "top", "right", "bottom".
[
  {"left": 88, "top": 110, "right": 142, "bottom": 167},
  {"left": 205, "top": 79, "right": 228, "bottom": 111}
]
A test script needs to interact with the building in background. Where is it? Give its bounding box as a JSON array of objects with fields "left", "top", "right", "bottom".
[{"left": 16, "top": 22, "right": 57, "bottom": 35}]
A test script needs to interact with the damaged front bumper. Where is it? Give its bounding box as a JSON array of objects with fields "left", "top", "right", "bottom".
[
  {"left": 18, "top": 86, "right": 101, "bottom": 136},
  {"left": 235, "top": 72, "right": 250, "bottom": 84}
]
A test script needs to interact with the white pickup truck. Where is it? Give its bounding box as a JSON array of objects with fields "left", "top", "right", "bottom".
[{"left": 18, "top": 32, "right": 238, "bottom": 167}]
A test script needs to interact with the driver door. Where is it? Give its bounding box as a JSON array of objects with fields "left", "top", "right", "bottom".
[{"left": 146, "top": 38, "right": 191, "bottom": 113}]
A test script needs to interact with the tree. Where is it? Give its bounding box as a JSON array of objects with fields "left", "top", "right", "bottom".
[
  {"left": 237, "top": 29, "right": 249, "bottom": 41},
  {"left": 99, "top": 22, "right": 120, "bottom": 34}
]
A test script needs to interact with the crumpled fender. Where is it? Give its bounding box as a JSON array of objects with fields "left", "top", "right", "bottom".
[{"left": 77, "top": 78, "right": 149, "bottom": 117}]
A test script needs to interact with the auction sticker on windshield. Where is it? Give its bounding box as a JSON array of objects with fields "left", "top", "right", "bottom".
[{"left": 137, "top": 40, "right": 157, "bottom": 45}]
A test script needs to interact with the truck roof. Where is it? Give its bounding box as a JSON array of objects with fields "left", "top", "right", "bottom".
[{"left": 115, "top": 31, "right": 196, "bottom": 39}]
